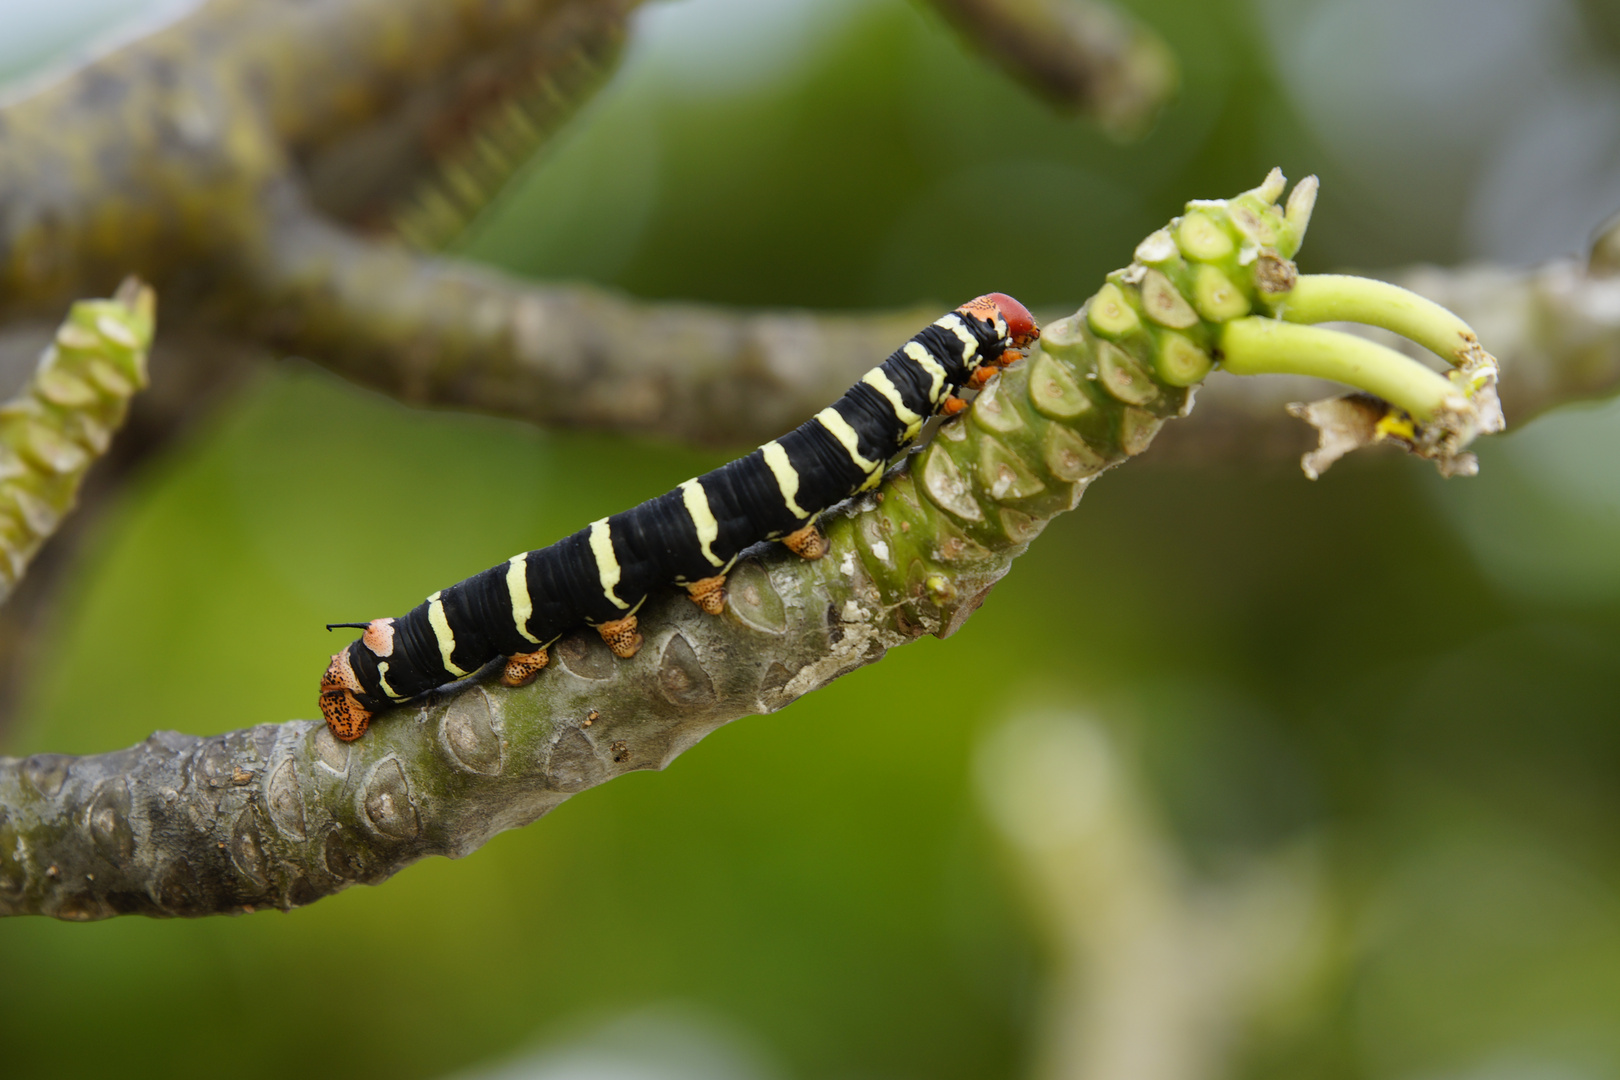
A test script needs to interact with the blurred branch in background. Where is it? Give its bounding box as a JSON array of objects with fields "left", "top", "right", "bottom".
[
  {"left": 6, "top": 0, "right": 1608, "bottom": 481},
  {"left": 0, "top": 320, "right": 256, "bottom": 729},
  {"left": 975, "top": 711, "right": 1329, "bottom": 1080},
  {"left": 248, "top": 181, "right": 940, "bottom": 446},
  {"left": 922, "top": 0, "right": 1177, "bottom": 137},
  {"left": 0, "top": 0, "right": 1178, "bottom": 739},
  {"left": 0, "top": 0, "right": 1178, "bottom": 446},
  {"left": 0, "top": 0, "right": 635, "bottom": 323},
  {"left": 0, "top": 281, "right": 174, "bottom": 729}
]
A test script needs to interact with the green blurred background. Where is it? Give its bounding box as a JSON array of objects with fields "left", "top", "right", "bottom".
[{"left": 3, "top": 0, "right": 1620, "bottom": 1077}]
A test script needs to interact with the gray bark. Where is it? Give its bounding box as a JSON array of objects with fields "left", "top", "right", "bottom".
[{"left": 0, "top": 491, "right": 1015, "bottom": 919}]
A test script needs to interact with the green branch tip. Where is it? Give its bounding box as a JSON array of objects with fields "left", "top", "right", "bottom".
[
  {"left": 1270, "top": 274, "right": 1480, "bottom": 366},
  {"left": 1219, "top": 319, "right": 1455, "bottom": 420},
  {"left": 0, "top": 277, "right": 157, "bottom": 601},
  {"left": 1247, "top": 167, "right": 1288, "bottom": 206},
  {"left": 1142, "top": 170, "right": 1503, "bottom": 478},
  {"left": 1285, "top": 174, "right": 1319, "bottom": 237}
]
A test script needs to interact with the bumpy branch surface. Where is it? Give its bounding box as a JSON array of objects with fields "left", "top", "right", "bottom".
[
  {"left": 0, "top": 176, "right": 1490, "bottom": 920},
  {"left": 0, "top": 281, "right": 154, "bottom": 603}
]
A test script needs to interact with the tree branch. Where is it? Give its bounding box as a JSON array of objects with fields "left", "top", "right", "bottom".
[
  {"left": 5, "top": 0, "right": 1603, "bottom": 465},
  {"left": 0, "top": 280, "right": 155, "bottom": 603},
  {"left": 249, "top": 182, "right": 935, "bottom": 445},
  {"left": 976, "top": 711, "right": 1327, "bottom": 1080},
  {"left": 0, "top": 0, "right": 637, "bottom": 322},
  {"left": 0, "top": 176, "right": 1498, "bottom": 920},
  {"left": 924, "top": 0, "right": 1178, "bottom": 137}
]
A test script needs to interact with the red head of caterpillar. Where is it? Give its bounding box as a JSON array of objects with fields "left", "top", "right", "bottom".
[
  {"left": 959, "top": 292, "right": 1040, "bottom": 354},
  {"left": 955, "top": 292, "right": 1040, "bottom": 394}
]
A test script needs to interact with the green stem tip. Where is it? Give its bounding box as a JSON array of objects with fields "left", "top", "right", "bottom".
[
  {"left": 1270, "top": 274, "right": 1479, "bottom": 366},
  {"left": 1219, "top": 318, "right": 1457, "bottom": 420}
]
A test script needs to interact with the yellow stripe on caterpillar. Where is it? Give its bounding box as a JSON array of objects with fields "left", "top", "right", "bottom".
[
  {"left": 861, "top": 368, "right": 925, "bottom": 439},
  {"left": 934, "top": 312, "right": 979, "bottom": 360},
  {"left": 761, "top": 441, "right": 810, "bottom": 520},
  {"left": 377, "top": 661, "right": 404, "bottom": 701},
  {"left": 680, "top": 479, "right": 725, "bottom": 568},
  {"left": 426, "top": 591, "right": 469, "bottom": 677},
  {"left": 813, "top": 407, "right": 881, "bottom": 473},
  {"left": 902, "top": 341, "right": 948, "bottom": 404},
  {"left": 505, "top": 554, "right": 541, "bottom": 644},
  {"left": 588, "top": 518, "right": 630, "bottom": 610}
]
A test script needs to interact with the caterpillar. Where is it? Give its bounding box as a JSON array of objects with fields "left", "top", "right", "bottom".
[{"left": 319, "top": 293, "right": 1040, "bottom": 740}]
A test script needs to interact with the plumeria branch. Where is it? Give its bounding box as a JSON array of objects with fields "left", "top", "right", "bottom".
[
  {"left": 923, "top": 0, "right": 1177, "bottom": 136},
  {"left": 0, "top": 0, "right": 1597, "bottom": 466},
  {"left": 0, "top": 280, "right": 154, "bottom": 603},
  {"left": 0, "top": 175, "right": 1502, "bottom": 919},
  {"left": 0, "top": 0, "right": 1180, "bottom": 741}
]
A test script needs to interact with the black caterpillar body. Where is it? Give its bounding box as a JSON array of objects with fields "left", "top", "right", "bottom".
[{"left": 320, "top": 293, "right": 1039, "bottom": 739}]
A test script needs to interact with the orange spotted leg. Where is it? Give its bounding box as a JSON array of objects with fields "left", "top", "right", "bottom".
[
  {"left": 685, "top": 574, "right": 727, "bottom": 614},
  {"left": 966, "top": 349, "right": 1026, "bottom": 390},
  {"left": 783, "top": 522, "right": 828, "bottom": 560},
  {"left": 319, "top": 650, "right": 373, "bottom": 742},
  {"left": 501, "top": 647, "right": 550, "bottom": 687},
  {"left": 597, "top": 614, "right": 643, "bottom": 658}
]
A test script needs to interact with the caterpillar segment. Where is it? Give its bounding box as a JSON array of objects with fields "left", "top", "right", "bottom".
[{"left": 319, "top": 293, "right": 1040, "bottom": 740}]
